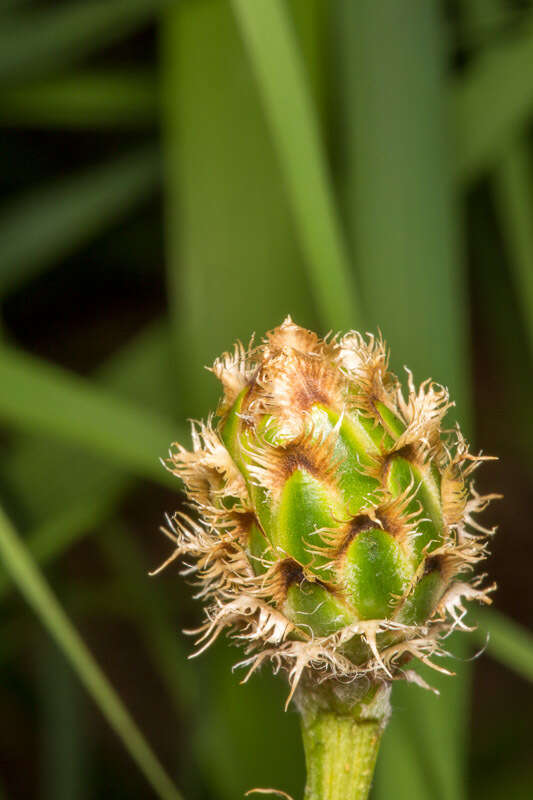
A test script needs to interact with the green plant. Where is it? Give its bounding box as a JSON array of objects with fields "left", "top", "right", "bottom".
[
  {"left": 160, "top": 317, "right": 497, "bottom": 799},
  {"left": 0, "top": 2, "right": 532, "bottom": 798}
]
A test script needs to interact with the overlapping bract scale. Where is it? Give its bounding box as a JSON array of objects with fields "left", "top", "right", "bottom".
[{"left": 159, "top": 318, "right": 498, "bottom": 700}]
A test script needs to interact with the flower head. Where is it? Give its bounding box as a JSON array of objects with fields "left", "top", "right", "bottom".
[{"left": 157, "top": 318, "right": 498, "bottom": 704}]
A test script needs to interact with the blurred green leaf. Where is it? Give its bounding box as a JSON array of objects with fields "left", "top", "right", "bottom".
[
  {"left": 462, "top": 2, "right": 533, "bottom": 355},
  {"left": 0, "top": 321, "right": 177, "bottom": 599},
  {"left": 491, "top": 141, "right": 533, "bottom": 358},
  {"left": 457, "top": 4, "right": 520, "bottom": 50},
  {"left": 162, "top": 0, "right": 319, "bottom": 419},
  {"left": 0, "top": 0, "right": 165, "bottom": 83},
  {"left": 0, "top": 325, "right": 200, "bottom": 787},
  {"left": 475, "top": 608, "right": 533, "bottom": 684},
  {"left": 0, "top": 343, "right": 181, "bottom": 485},
  {"left": 383, "top": 654, "right": 472, "bottom": 800},
  {"left": 468, "top": 179, "right": 533, "bottom": 462},
  {"left": 96, "top": 319, "right": 177, "bottom": 419},
  {"left": 0, "top": 146, "right": 160, "bottom": 296},
  {"left": 461, "top": 0, "right": 533, "bottom": 695},
  {"left": 5, "top": 16, "right": 533, "bottom": 195},
  {"left": 335, "top": 2, "right": 471, "bottom": 798},
  {"left": 374, "top": 713, "right": 430, "bottom": 798},
  {"left": 337, "top": 0, "right": 470, "bottom": 412},
  {"left": 40, "top": 639, "right": 86, "bottom": 800},
  {"left": 98, "top": 522, "right": 208, "bottom": 793},
  {"left": 0, "top": 502, "right": 183, "bottom": 800},
  {"left": 4, "top": 436, "right": 128, "bottom": 529},
  {"left": 453, "top": 8, "right": 533, "bottom": 183},
  {"left": 0, "top": 70, "right": 157, "bottom": 128},
  {"left": 0, "top": 321, "right": 199, "bottom": 771},
  {"left": 289, "top": 0, "right": 328, "bottom": 121},
  {"left": 194, "top": 642, "right": 303, "bottom": 800},
  {"left": 231, "top": 0, "right": 360, "bottom": 332}
]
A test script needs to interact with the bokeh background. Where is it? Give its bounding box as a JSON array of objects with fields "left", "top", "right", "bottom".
[{"left": 0, "top": 1, "right": 532, "bottom": 798}]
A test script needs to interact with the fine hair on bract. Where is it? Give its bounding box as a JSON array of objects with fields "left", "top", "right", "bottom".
[{"left": 154, "top": 317, "right": 499, "bottom": 707}]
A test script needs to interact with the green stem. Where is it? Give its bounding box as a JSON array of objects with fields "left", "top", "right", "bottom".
[{"left": 300, "top": 710, "right": 383, "bottom": 800}]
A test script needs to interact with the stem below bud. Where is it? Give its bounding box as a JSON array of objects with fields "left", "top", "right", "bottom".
[
  {"left": 300, "top": 712, "right": 383, "bottom": 800},
  {"left": 298, "top": 682, "right": 390, "bottom": 800}
]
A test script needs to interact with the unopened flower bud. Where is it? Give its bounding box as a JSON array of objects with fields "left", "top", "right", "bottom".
[{"left": 157, "top": 317, "right": 497, "bottom": 704}]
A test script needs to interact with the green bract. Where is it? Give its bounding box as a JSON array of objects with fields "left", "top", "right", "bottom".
[{"left": 159, "top": 318, "right": 497, "bottom": 703}]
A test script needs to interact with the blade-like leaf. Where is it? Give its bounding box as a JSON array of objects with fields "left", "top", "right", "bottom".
[
  {"left": 39, "top": 639, "right": 86, "bottom": 800},
  {"left": 0, "top": 321, "right": 176, "bottom": 599},
  {"left": 335, "top": 2, "right": 471, "bottom": 798},
  {"left": 0, "top": 146, "right": 160, "bottom": 296},
  {"left": 0, "top": 503, "right": 183, "bottom": 800},
  {"left": 230, "top": 0, "right": 361, "bottom": 332},
  {"left": 461, "top": 1, "right": 533, "bottom": 355},
  {"left": 162, "top": 0, "right": 319, "bottom": 419},
  {"left": 0, "top": 325, "right": 202, "bottom": 775},
  {"left": 475, "top": 608, "right": 533, "bottom": 683},
  {"left": 461, "top": 0, "right": 533, "bottom": 422},
  {"left": 336, "top": 0, "right": 470, "bottom": 412},
  {"left": 453, "top": 8, "right": 533, "bottom": 183},
  {"left": 0, "top": 0, "right": 165, "bottom": 83},
  {"left": 374, "top": 713, "right": 430, "bottom": 798},
  {"left": 0, "top": 324, "right": 202, "bottom": 789},
  {"left": 0, "top": 71, "right": 157, "bottom": 129},
  {"left": 0, "top": 343, "right": 181, "bottom": 486},
  {"left": 461, "top": 0, "right": 533, "bottom": 685},
  {"left": 383, "top": 654, "right": 472, "bottom": 800}
]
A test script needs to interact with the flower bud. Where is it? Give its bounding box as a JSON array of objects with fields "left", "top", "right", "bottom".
[{"left": 158, "top": 318, "right": 498, "bottom": 703}]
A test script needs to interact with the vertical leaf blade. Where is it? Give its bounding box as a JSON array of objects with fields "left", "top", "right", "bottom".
[
  {"left": 231, "top": 0, "right": 361, "bottom": 332},
  {"left": 460, "top": 0, "right": 533, "bottom": 359},
  {"left": 453, "top": 8, "right": 533, "bottom": 184},
  {"left": 335, "top": 2, "right": 472, "bottom": 797},
  {"left": 162, "top": 0, "right": 318, "bottom": 419}
]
